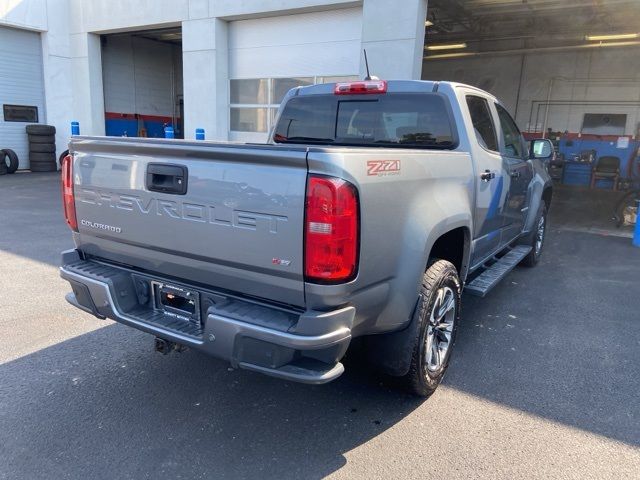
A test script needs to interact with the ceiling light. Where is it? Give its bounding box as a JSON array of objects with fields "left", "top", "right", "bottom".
[
  {"left": 426, "top": 43, "right": 467, "bottom": 51},
  {"left": 425, "top": 20, "right": 433, "bottom": 27},
  {"left": 586, "top": 33, "right": 639, "bottom": 41},
  {"left": 424, "top": 52, "right": 474, "bottom": 60}
]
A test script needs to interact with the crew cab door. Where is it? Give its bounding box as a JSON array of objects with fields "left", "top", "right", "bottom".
[
  {"left": 465, "top": 94, "right": 507, "bottom": 265},
  {"left": 494, "top": 103, "right": 533, "bottom": 244}
]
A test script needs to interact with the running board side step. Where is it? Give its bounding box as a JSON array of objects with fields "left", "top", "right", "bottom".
[{"left": 464, "top": 245, "right": 532, "bottom": 297}]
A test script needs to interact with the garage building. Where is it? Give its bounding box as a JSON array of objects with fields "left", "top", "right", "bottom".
[{"left": 1, "top": 0, "right": 639, "bottom": 222}]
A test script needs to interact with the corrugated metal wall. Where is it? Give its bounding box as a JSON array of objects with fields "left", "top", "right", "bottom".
[
  {"left": 0, "top": 26, "right": 45, "bottom": 169},
  {"left": 423, "top": 47, "right": 640, "bottom": 135}
]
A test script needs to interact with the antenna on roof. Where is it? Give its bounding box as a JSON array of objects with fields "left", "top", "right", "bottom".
[{"left": 363, "top": 50, "right": 379, "bottom": 81}]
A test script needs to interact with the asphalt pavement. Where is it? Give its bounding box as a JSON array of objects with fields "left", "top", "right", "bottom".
[{"left": 1, "top": 172, "right": 639, "bottom": 479}]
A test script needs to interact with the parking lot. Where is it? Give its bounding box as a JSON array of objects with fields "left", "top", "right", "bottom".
[{"left": 1, "top": 172, "right": 639, "bottom": 479}]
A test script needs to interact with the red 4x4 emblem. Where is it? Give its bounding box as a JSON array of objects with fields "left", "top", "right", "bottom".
[{"left": 367, "top": 160, "right": 401, "bottom": 176}]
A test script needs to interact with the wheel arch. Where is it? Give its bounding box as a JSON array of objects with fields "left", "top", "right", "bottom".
[{"left": 426, "top": 225, "right": 472, "bottom": 283}]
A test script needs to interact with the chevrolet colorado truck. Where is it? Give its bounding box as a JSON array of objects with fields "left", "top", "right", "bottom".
[{"left": 60, "top": 80, "right": 553, "bottom": 397}]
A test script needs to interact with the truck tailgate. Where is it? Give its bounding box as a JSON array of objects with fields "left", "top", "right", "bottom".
[{"left": 70, "top": 137, "right": 308, "bottom": 307}]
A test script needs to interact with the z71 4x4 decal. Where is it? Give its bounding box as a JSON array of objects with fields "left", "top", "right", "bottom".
[{"left": 367, "top": 160, "right": 401, "bottom": 176}]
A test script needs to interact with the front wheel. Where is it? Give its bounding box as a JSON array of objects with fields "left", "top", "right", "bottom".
[
  {"left": 520, "top": 201, "right": 547, "bottom": 267},
  {"left": 400, "top": 260, "right": 461, "bottom": 398}
]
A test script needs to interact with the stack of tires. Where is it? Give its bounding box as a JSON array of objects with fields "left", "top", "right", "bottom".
[
  {"left": 0, "top": 149, "right": 19, "bottom": 175},
  {"left": 26, "top": 124, "right": 57, "bottom": 172}
]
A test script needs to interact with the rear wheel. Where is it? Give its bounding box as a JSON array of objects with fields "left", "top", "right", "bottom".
[{"left": 399, "top": 260, "right": 461, "bottom": 398}]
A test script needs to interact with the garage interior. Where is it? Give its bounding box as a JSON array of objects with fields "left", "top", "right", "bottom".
[
  {"left": 100, "top": 27, "right": 184, "bottom": 139},
  {"left": 424, "top": 0, "right": 640, "bottom": 238}
]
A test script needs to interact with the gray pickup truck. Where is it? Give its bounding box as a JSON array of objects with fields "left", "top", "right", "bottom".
[{"left": 60, "top": 80, "right": 553, "bottom": 397}]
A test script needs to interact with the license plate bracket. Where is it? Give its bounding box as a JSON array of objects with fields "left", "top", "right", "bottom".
[{"left": 152, "top": 281, "right": 200, "bottom": 323}]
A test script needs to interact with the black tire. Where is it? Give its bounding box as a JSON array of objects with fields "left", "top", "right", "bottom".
[
  {"left": 28, "top": 134, "right": 56, "bottom": 144},
  {"left": 29, "top": 152, "right": 56, "bottom": 162},
  {"left": 26, "top": 124, "right": 56, "bottom": 135},
  {"left": 59, "top": 149, "right": 69, "bottom": 167},
  {"left": 0, "top": 158, "right": 7, "bottom": 175},
  {"left": 520, "top": 201, "right": 547, "bottom": 267},
  {"left": 399, "top": 260, "right": 461, "bottom": 398},
  {"left": 29, "top": 161, "right": 57, "bottom": 172},
  {"left": 1, "top": 149, "right": 19, "bottom": 174},
  {"left": 30, "top": 143, "right": 56, "bottom": 153}
]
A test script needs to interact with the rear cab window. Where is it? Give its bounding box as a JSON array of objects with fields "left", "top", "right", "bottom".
[{"left": 273, "top": 93, "right": 457, "bottom": 149}]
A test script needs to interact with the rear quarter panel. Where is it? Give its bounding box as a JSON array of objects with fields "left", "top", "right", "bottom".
[{"left": 306, "top": 148, "right": 474, "bottom": 335}]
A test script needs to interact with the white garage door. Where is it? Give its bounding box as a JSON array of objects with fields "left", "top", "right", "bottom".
[
  {"left": 228, "top": 7, "right": 362, "bottom": 142},
  {"left": 0, "top": 26, "right": 45, "bottom": 170}
]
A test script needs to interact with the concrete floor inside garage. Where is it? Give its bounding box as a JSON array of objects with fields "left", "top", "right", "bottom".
[{"left": 0, "top": 172, "right": 639, "bottom": 479}]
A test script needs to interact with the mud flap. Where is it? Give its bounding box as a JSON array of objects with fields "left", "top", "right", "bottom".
[{"left": 363, "top": 298, "right": 421, "bottom": 377}]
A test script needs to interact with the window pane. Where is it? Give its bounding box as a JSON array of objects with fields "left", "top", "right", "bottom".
[
  {"left": 466, "top": 96, "right": 498, "bottom": 151},
  {"left": 230, "top": 107, "right": 268, "bottom": 132},
  {"left": 274, "top": 93, "right": 455, "bottom": 149},
  {"left": 581, "top": 113, "right": 626, "bottom": 135},
  {"left": 3, "top": 104, "right": 38, "bottom": 123},
  {"left": 272, "top": 77, "right": 313, "bottom": 104},
  {"left": 495, "top": 104, "right": 523, "bottom": 158},
  {"left": 230, "top": 79, "right": 269, "bottom": 104},
  {"left": 274, "top": 96, "right": 335, "bottom": 140},
  {"left": 321, "top": 75, "right": 359, "bottom": 84}
]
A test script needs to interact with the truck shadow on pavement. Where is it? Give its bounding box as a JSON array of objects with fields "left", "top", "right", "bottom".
[{"left": 0, "top": 323, "right": 424, "bottom": 479}]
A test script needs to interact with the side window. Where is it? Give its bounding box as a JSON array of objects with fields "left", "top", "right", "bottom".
[
  {"left": 495, "top": 103, "right": 524, "bottom": 158},
  {"left": 466, "top": 96, "right": 498, "bottom": 151}
]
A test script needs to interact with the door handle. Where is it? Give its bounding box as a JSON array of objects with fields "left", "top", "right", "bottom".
[
  {"left": 146, "top": 163, "right": 188, "bottom": 195},
  {"left": 480, "top": 170, "right": 495, "bottom": 182},
  {"left": 510, "top": 170, "right": 521, "bottom": 179}
]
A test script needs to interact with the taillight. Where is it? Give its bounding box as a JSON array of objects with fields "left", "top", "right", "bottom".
[
  {"left": 61, "top": 154, "right": 78, "bottom": 232},
  {"left": 304, "top": 175, "right": 359, "bottom": 283},
  {"left": 334, "top": 80, "right": 387, "bottom": 95}
]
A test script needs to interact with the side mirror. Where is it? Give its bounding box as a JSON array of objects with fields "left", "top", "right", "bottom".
[{"left": 530, "top": 138, "right": 554, "bottom": 160}]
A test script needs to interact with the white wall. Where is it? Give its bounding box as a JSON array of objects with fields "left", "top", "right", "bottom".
[
  {"left": 360, "top": 0, "right": 426, "bottom": 79},
  {"left": 423, "top": 46, "right": 640, "bottom": 135},
  {"left": 1, "top": 0, "right": 429, "bottom": 151},
  {"left": 228, "top": 8, "right": 362, "bottom": 79},
  {"left": 0, "top": 25, "right": 45, "bottom": 167},
  {"left": 1, "top": 0, "right": 74, "bottom": 157}
]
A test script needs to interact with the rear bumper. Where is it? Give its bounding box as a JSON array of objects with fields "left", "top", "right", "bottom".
[{"left": 60, "top": 249, "right": 353, "bottom": 384}]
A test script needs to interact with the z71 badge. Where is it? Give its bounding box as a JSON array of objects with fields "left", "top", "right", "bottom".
[{"left": 367, "top": 160, "right": 401, "bottom": 177}]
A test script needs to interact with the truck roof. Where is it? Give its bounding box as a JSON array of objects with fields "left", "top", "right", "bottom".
[{"left": 291, "top": 79, "right": 499, "bottom": 102}]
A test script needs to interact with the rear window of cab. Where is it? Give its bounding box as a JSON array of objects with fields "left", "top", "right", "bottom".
[{"left": 273, "top": 93, "right": 457, "bottom": 149}]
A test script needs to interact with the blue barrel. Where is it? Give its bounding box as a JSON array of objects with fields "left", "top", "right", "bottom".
[
  {"left": 195, "top": 128, "right": 205, "bottom": 140},
  {"left": 164, "top": 126, "right": 174, "bottom": 139},
  {"left": 71, "top": 121, "right": 80, "bottom": 135},
  {"left": 634, "top": 200, "right": 640, "bottom": 247}
]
